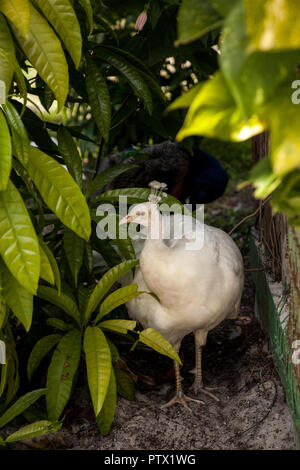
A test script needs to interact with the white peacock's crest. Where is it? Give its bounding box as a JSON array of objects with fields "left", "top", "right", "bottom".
[{"left": 148, "top": 180, "right": 167, "bottom": 204}]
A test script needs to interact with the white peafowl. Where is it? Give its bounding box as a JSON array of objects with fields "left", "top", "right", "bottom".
[{"left": 119, "top": 181, "right": 244, "bottom": 410}]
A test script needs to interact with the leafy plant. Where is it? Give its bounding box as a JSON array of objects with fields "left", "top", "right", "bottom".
[{"left": 172, "top": 0, "right": 300, "bottom": 228}]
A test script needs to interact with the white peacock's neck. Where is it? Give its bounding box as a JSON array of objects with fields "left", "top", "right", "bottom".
[{"left": 144, "top": 205, "right": 166, "bottom": 249}]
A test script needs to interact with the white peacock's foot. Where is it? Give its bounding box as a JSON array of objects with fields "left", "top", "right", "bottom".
[
  {"left": 191, "top": 382, "right": 220, "bottom": 402},
  {"left": 161, "top": 393, "right": 205, "bottom": 412}
]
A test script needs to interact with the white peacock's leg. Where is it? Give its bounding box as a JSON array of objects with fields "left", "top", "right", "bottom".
[
  {"left": 192, "top": 329, "right": 219, "bottom": 402},
  {"left": 161, "top": 340, "right": 204, "bottom": 411}
]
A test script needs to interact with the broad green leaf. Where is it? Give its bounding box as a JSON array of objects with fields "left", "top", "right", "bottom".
[
  {"left": 0, "top": 258, "right": 33, "bottom": 331},
  {"left": 5, "top": 420, "right": 62, "bottom": 443},
  {"left": 106, "top": 338, "right": 119, "bottom": 363},
  {"left": 0, "top": 388, "right": 46, "bottom": 428},
  {"left": 0, "top": 13, "right": 15, "bottom": 93},
  {"left": 96, "top": 367, "right": 116, "bottom": 436},
  {"left": 39, "top": 242, "right": 55, "bottom": 285},
  {"left": 0, "top": 0, "right": 30, "bottom": 36},
  {"left": 0, "top": 109, "right": 12, "bottom": 190},
  {"left": 98, "top": 319, "right": 136, "bottom": 334},
  {"left": 32, "top": 0, "right": 82, "bottom": 68},
  {"left": 244, "top": 0, "right": 300, "bottom": 51},
  {"left": 24, "top": 147, "right": 91, "bottom": 240},
  {"left": 63, "top": 227, "right": 84, "bottom": 286},
  {"left": 139, "top": 328, "right": 182, "bottom": 365},
  {"left": 85, "top": 164, "right": 138, "bottom": 201},
  {"left": 27, "top": 334, "right": 62, "bottom": 381},
  {"left": 0, "top": 180, "right": 40, "bottom": 294},
  {"left": 114, "top": 367, "right": 135, "bottom": 401},
  {"left": 176, "top": 71, "right": 265, "bottom": 142},
  {"left": 57, "top": 126, "right": 82, "bottom": 188},
  {"left": 177, "top": 0, "right": 222, "bottom": 45},
  {"left": 83, "top": 326, "right": 111, "bottom": 416},
  {"left": 2, "top": 101, "right": 30, "bottom": 164},
  {"left": 248, "top": 156, "right": 281, "bottom": 199},
  {"left": 46, "top": 329, "right": 82, "bottom": 420},
  {"left": 96, "top": 285, "right": 142, "bottom": 322},
  {"left": 220, "top": 1, "right": 300, "bottom": 117},
  {"left": 11, "top": 3, "right": 69, "bottom": 110},
  {"left": 167, "top": 83, "right": 204, "bottom": 111},
  {"left": 37, "top": 285, "right": 81, "bottom": 327},
  {"left": 38, "top": 237, "right": 61, "bottom": 293},
  {"left": 94, "top": 48, "right": 153, "bottom": 115},
  {"left": 85, "top": 59, "right": 111, "bottom": 142},
  {"left": 78, "top": 0, "right": 93, "bottom": 34},
  {"left": 46, "top": 317, "right": 73, "bottom": 331},
  {"left": 85, "top": 259, "right": 139, "bottom": 321}
]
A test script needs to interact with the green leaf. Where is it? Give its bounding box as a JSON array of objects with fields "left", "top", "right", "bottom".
[
  {"left": 27, "top": 334, "right": 62, "bottom": 381},
  {"left": 0, "top": 0, "right": 30, "bottom": 36},
  {"left": 114, "top": 367, "right": 135, "bottom": 401},
  {"left": 0, "top": 258, "right": 33, "bottom": 331},
  {"left": 177, "top": 0, "right": 222, "bottom": 45},
  {"left": 5, "top": 420, "right": 62, "bottom": 443},
  {"left": 46, "top": 329, "right": 82, "bottom": 420},
  {"left": 57, "top": 126, "right": 82, "bottom": 188},
  {"left": 0, "top": 388, "right": 46, "bottom": 428},
  {"left": 220, "top": 1, "right": 300, "bottom": 117},
  {"left": 85, "top": 259, "right": 139, "bottom": 321},
  {"left": 0, "top": 12, "right": 15, "bottom": 93},
  {"left": 96, "top": 367, "right": 116, "bottom": 436},
  {"left": 98, "top": 319, "right": 137, "bottom": 334},
  {"left": 167, "top": 83, "right": 204, "bottom": 111},
  {"left": 139, "top": 328, "right": 182, "bottom": 365},
  {"left": 94, "top": 48, "right": 153, "bottom": 115},
  {"left": 46, "top": 317, "right": 73, "bottom": 331},
  {"left": 176, "top": 71, "right": 265, "bottom": 142},
  {"left": 38, "top": 237, "right": 61, "bottom": 293},
  {"left": 63, "top": 227, "right": 84, "bottom": 286},
  {"left": 248, "top": 156, "right": 281, "bottom": 199},
  {"left": 96, "top": 285, "right": 142, "bottom": 322},
  {"left": 210, "top": 0, "right": 238, "bottom": 16},
  {"left": 11, "top": 3, "right": 69, "bottom": 110},
  {"left": 106, "top": 338, "right": 119, "bottom": 363},
  {"left": 244, "top": 0, "right": 300, "bottom": 51},
  {"left": 78, "top": 0, "right": 93, "bottom": 34},
  {"left": 37, "top": 285, "right": 81, "bottom": 327},
  {"left": 85, "top": 164, "right": 138, "bottom": 201},
  {"left": 0, "top": 180, "right": 40, "bottom": 294},
  {"left": 39, "top": 242, "right": 55, "bottom": 285},
  {"left": 85, "top": 58, "right": 111, "bottom": 142},
  {"left": 83, "top": 326, "right": 111, "bottom": 416},
  {"left": 0, "top": 109, "right": 12, "bottom": 190},
  {"left": 32, "top": 0, "right": 82, "bottom": 68},
  {"left": 2, "top": 101, "right": 30, "bottom": 164},
  {"left": 24, "top": 147, "right": 91, "bottom": 240}
]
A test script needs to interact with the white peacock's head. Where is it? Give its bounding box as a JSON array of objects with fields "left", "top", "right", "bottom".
[{"left": 119, "top": 202, "right": 154, "bottom": 227}]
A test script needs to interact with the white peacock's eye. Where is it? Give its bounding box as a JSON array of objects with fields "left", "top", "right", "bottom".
[{"left": 140, "top": 211, "right": 146, "bottom": 216}]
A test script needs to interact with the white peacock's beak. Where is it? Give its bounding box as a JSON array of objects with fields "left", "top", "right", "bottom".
[{"left": 119, "top": 215, "right": 133, "bottom": 225}]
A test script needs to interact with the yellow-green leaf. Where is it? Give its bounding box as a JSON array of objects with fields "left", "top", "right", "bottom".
[
  {"left": 39, "top": 242, "right": 55, "bottom": 285},
  {"left": 96, "top": 367, "right": 116, "bottom": 436},
  {"left": 83, "top": 326, "right": 111, "bottom": 416},
  {"left": 0, "top": 0, "right": 30, "bottom": 36},
  {"left": 96, "top": 285, "right": 142, "bottom": 322},
  {"left": 98, "top": 319, "right": 136, "bottom": 334},
  {"left": 78, "top": 0, "right": 93, "bottom": 35},
  {"left": 0, "top": 12, "right": 15, "bottom": 95},
  {"left": 0, "top": 109, "right": 12, "bottom": 190},
  {"left": 11, "top": 3, "right": 68, "bottom": 110},
  {"left": 139, "top": 328, "right": 182, "bottom": 365},
  {"left": 0, "top": 258, "right": 33, "bottom": 331},
  {"left": 5, "top": 420, "right": 62, "bottom": 443},
  {"left": 0, "top": 180, "right": 40, "bottom": 294},
  {"left": 24, "top": 147, "right": 91, "bottom": 240},
  {"left": 32, "top": 0, "right": 82, "bottom": 68}
]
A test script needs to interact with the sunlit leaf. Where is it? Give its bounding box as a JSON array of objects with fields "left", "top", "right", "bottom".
[
  {"left": 11, "top": 3, "right": 69, "bottom": 110},
  {"left": 0, "top": 12, "right": 15, "bottom": 93},
  {"left": 177, "top": 0, "right": 222, "bottom": 45},
  {"left": 0, "top": 0, "right": 30, "bottom": 36},
  {"left": 5, "top": 420, "right": 62, "bottom": 443},
  {"left": 0, "top": 109, "right": 12, "bottom": 190},
  {"left": 96, "top": 285, "right": 142, "bottom": 322},
  {"left": 0, "top": 388, "right": 46, "bottom": 428},
  {"left": 97, "top": 319, "right": 137, "bottom": 334},
  {"left": 96, "top": 367, "right": 116, "bottom": 436},
  {"left": 2, "top": 101, "right": 30, "bottom": 164},
  {"left": 83, "top": 326, "right": 111, "bottom": 416},
  {"left": 32, "top": 0, "right": 82, "bottom": 68},
  {"left": 0, "top": 180, "right": 40, "bottom": 294},
  {"left": 24, "top": 147, "right": 91, "bottom": 240},
  {"left": 139, "top": 328, "right": 182, "bottom": 365}
]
